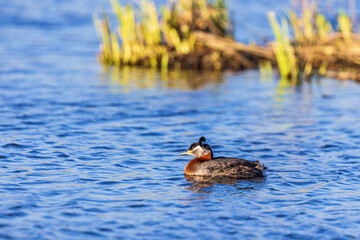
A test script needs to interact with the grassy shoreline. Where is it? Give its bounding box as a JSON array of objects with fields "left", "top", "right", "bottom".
[{"left": 94, "top": 0, "right": 360, "bottom": 82}]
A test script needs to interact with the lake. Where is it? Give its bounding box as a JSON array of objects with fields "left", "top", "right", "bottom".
[{"left": 1, "top": 0, "right": 360, "bottom": 239}]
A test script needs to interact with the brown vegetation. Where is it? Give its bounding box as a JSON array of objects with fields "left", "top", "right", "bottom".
[{"left": 94, "top": 0, "right": 360, "bottom": 82}]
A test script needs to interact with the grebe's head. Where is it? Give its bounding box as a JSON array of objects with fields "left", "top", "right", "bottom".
[{"left": 179, "top": 137, "right": 213, "bottom": 158}]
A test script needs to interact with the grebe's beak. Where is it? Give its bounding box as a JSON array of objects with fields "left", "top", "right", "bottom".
[{"left": 178, "top": 150, "right": 192, "bottom": 156}]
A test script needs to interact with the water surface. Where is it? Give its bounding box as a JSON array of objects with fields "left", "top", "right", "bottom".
[{"left": 1, "top": 0, "right": 360, "bottom": 239}]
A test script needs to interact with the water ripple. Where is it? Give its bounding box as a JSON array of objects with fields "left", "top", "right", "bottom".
[{"left": 1, "top": 0, "right": 360, "bottom": 239}]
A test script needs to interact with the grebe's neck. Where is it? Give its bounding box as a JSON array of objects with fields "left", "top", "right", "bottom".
[
  {"left": 198, "top": 152, "right": 212, "bottom": 161},
  {"left": 184, "top": 152, "right": 212, "bottom": 175}
]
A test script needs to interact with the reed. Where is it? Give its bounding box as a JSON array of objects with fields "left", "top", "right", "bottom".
[
  {"left": 94, "top": 0, "right": 232, "bottom": 70},
  {"left": 268, "top": 2, "right": 360, "bottom": 81},
  {"left": 268, "top": 11, "right": 299, "bottom": 83}
]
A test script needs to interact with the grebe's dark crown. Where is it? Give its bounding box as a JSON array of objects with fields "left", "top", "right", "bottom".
[
  {"left": 199, "top": 136, "right": 206, "bottom": 146},
  {"left": 188, "top": 136, "right": 207, "bottom": 150}
]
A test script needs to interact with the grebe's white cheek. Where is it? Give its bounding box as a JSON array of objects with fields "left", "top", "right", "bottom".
[
  {"left": 192, "top": 145, "right": 201, "bottom": 152},
  {"left": 191, "top": 145, "right": 203, "bottom": 157}
]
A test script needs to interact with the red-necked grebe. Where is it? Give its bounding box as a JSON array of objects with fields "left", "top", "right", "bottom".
[{"left": 179, "top": 137, "right": 265, "bottom": 178}]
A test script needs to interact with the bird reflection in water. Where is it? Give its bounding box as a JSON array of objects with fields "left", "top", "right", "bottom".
[{"left": 184, "top": 175, "right": 265, "bottom": 194}]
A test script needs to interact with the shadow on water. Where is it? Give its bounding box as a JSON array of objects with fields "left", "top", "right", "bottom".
[
  {"left": 100, "top": 66, "right": 226, "bottom": 91},
  {"left": 184, "top": 175, "right": 266, "bottom": 194}
]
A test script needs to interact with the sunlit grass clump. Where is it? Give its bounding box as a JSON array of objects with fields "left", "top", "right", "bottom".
[
  {"left": 94, "top": 0, "right": 360, "bottom": 82},
  {"left": 268, "top": 2, "right": 360, "bottom": 81},
  {"left": 94, "top": 0, "right": 231, "bottom": 70}
]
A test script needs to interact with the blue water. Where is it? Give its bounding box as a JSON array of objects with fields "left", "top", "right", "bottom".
[{"left": 1, "top": 0, "right": 360, "bottom": 239}]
